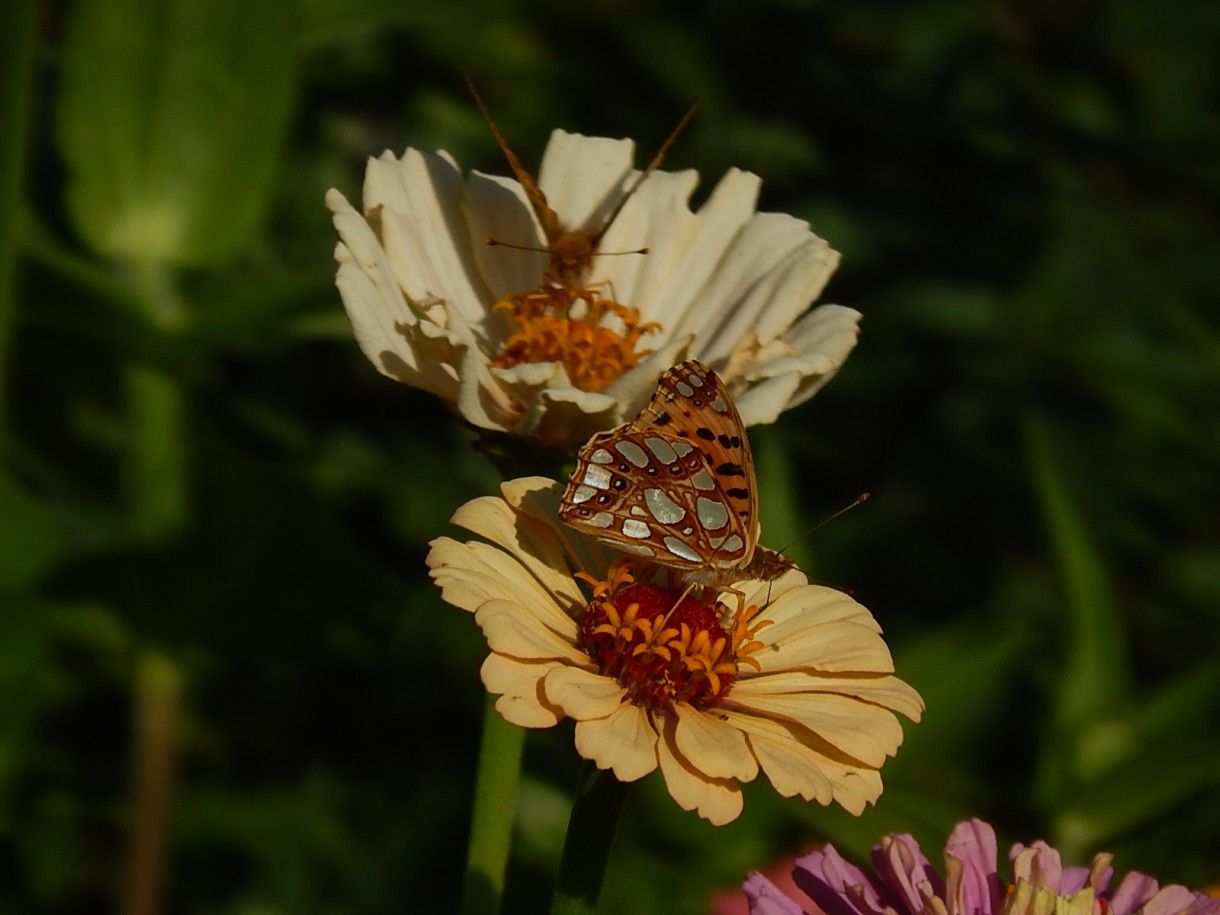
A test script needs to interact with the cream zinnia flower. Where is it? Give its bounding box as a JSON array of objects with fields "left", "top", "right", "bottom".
[
  {"left": 426, "top": 476, "right": 923, "bottom": 825},
  {"left": 327, "top": 125, "right": 859, "bottom": 453}
]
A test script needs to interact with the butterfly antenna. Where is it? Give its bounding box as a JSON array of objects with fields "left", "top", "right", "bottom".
[
  {"left": 462, "top": 71, "right": 541, "bottom": 201},
  {"left": 589, "top": 100, "right": 697, "bottom": 249},
  {"left": 776, "top": 492, "right": 871, "bottom": 556}
]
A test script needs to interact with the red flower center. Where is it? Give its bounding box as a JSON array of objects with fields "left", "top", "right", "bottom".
[{"left": 575, "top": 563, "right": 771, "bottom": 712}]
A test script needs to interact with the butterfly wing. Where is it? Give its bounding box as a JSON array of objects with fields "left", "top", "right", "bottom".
[{"left": 560, "top": 361, "right": 761, "bottom": 583}]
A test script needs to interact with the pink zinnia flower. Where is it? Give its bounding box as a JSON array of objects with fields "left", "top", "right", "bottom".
[{"left": 744, "top": 819, "right": 1219, "bottom": 915}]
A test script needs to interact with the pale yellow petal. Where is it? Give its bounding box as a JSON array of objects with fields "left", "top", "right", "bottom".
[
  {"left": 723, "top": 687, "right": 905, "bottom": 768},
  {"left": 543, "top": 666, "right": 627, "bottom": 721},
  {"left": 427, "top": 537, "right": 580, "bottom": 640},
  {"left": 725, "top": 710, "right": 883, "bottom": 813},
  {"left": 825, "top": 768, "right": 884, "bottom": 815},
  {"left": 500, "top": 476, "right": 619, "bottom": 586},
  {"left": 574, "top": 704, "right": 659, "bottom": 782},
  {"left": 656, "top": 717, "right": 744, "bottom": 825},
  {"left": 753, "top": 586, "right": 895, "bottom": 674},
  {"left": 763, "top": 584, "right": 882, "bottom": 635},
  {"left": 475, "top": 599, "right": 588, "bottom": 664},
  {"left": 757, "top": 619, "right": 895, "bottom": 674},
  {"left": 672, "top": 702, "right": 758, "bottom": 782},
  {"left": 481, "top": 654, "right": 564, "bottom": 728},
  {"left": 727, "top": 713, "right": 834, "bottom": 804},
  {"left": 426, "top": 537, "right": 502, "bottom": 613},
  {"left": 448, "top": 485, "right": 586, "bottom": 608},
  {"left": 738, "top": 670, "right": 925, "bottom": 722}
]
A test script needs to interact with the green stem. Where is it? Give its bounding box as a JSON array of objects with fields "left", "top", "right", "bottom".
[
  {"left": 0, "top": 0, "right": 38, "bottom": 441},
  {"left": 123, "top": 262, "right": 188, "bottom": 542},
  {"left": 460, "top": 696, "right": 526, "bottom": 915},
  {"left": 550, "top": 764, "right": 631, "bottom": 915},
  {"left": 123, "top": 365, "right": 188, "bottom": 541}
]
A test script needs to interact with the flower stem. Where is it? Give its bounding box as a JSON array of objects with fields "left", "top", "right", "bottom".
[
  {"left": 460, "top": 695, "right": 526, "bottom": 915},
  {"left": 550, "top": 764, "right": 631, "bottom": 915},
  {"left": 122, "top": 261, "right": 188, "bottom": 542}
]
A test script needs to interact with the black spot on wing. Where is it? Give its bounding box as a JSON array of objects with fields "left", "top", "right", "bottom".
[
  {"left": 716, "top": 462, "right": 745, "bottom": 477},
  {"left": 696, "top": 427, "right": 716, "bottom": 441}
]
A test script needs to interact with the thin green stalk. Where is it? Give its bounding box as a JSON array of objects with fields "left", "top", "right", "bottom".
[
  {"left": 550, "top": 764, "right": 631, "bottom": 915},
  {"left": 0, "top": 0, "right": 39, "bottom": 440},
  {"left": 123, "top": 364, "right": 188, "bottom": 541},
  {"left": 459, "top": 441, "right": 571, "bottom": 915},
  {"left": 123, "top": 262, "right": 188, "bottom": 541},
  {"left": 460, "top": 697, "right": 527, "bottom": 915},
  {"left": 119, "top": 263, "right": 189, "bottom": 915}
]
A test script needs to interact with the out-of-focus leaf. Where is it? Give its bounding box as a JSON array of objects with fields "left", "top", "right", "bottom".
[
  {"left": 1053, "top": 737, "right": 1220, "bottom": 853},
  {"left": 1026, "top": 416, "right": 1133, "bottom": 793},
  {"left": 0, "top": 0, "right": 38, "bottom": 424},
  {"left": 0, "top": 594, "right": 49, "bottom": 786},
  {"left": 57, "top": 0, "right": 299, "bottom": 268},
  {"left": 0, "top": 472, "right": 65, "bottom": 589}
]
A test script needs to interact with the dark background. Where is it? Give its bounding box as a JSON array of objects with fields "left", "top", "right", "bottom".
[{"left": 2, "top": 0, "right": 1218, "bottom": 912}]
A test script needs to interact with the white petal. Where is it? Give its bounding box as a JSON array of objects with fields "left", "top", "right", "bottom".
[
  {"left": 543, "top": 666, "right": 626, "bottom": 720},
  {"left": 511, "top": 379, "right": 621, "bottom": 447},
  {"left": 329, "top": 191, "right": 461, "bottom": 397},
  {"left": 573, "top": 703, "right": 659, "bottom": 781},
  {"left": 363, "top": 149, "right": 492, "bottom": 328},
  {"left": 672, "top": 702, "right": 758, "bottom": 782},
  {"left": 463, "top": 171, "right": 548, "bottom": 300},
  {"left": 601, "top": 338, "right": 697, "bottom": 418},
  {"left": 692, "top": 214, "right": 839, "bottom": 365},
  {"left": 631, "top": 168, "right": 763, "bottom": 333},
  {"left": 537, "top": 131, "right": 637, "bottom": 233},
  {"left": 733, "top": 304, "right": 862, "bottom": 424},
  {"left": 595, "top": 167, "right": 703, "bottom": 312}
]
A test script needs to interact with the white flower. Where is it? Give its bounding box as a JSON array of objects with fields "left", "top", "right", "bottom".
[
  {"left": 327, "top": 127, "right": 859, "bottom": 452},
  {"left": 427, "top": 476, "right": 923, "bottom": 825}
]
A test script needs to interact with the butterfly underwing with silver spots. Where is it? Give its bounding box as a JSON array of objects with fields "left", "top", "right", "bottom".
[{"left": 560, "top": 360, "right": 792, "bottom": 587}]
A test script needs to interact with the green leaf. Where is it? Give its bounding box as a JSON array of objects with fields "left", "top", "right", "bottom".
[{"left": 57, "top": 0, "right": 299, "bottom": 268}]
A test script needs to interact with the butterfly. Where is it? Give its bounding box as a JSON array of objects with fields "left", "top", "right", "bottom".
[
  {"left": 560, "top": 360, "right": 793, "bottom": 588},
  {"left": 464, "top": 73, "right": 695, "bottom": 292}
]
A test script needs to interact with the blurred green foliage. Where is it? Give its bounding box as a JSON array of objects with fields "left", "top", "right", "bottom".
[{"left": 2, "top": 0, "right": 1219, "bottom": 912}]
